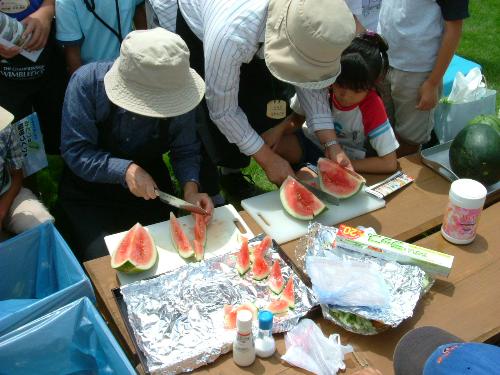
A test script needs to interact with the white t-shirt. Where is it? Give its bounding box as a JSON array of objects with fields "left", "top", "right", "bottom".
[{"left": 345, "top": 0, "right": 382, "bottom": 31}]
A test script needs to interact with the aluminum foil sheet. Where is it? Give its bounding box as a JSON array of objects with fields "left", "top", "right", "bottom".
[
  {"left": 303, "top": 223, "right": 433, "bottom": 335},
  {"left": 120, "top": 234, "right": 318, "bottom": 374}
]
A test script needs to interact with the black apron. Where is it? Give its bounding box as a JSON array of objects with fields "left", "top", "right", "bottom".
[
  {"left": 175, "top": 8, "right": 294, "bottom": 169},
  {"left": 55, "top": 107, "right": 176, "bottom": 262}
]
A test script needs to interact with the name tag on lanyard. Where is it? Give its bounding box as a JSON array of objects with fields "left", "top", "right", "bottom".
[{"left": 266, "top": 100, "right": 287, "bottom": 119}]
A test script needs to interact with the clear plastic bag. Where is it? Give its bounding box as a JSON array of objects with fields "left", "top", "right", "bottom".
[
  {"left": 448, "top": 67, "right": 486, "bottom": 103},
  {"left": 281, "top": 319, "right": 352, "bottom": 375},
  {"left": 305, "top": 255, "right": 390, "bottom": 308}
]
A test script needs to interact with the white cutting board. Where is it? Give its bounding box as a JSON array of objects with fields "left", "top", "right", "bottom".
[
  {"left": 241, "top": 189, "right": 385, "bottom": 244},
  {"left": 105, "top": 204, "right": 253, "bottom": 285}
]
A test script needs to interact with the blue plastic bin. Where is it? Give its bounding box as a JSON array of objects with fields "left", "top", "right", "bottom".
[
  {"left": 0, "top": 297, "right": 135, "bottom": 374},
  {"left": 0, "top": 222, "right": 95, "bottom": 336},
  {"left": 443, "top": 55, "right": 482, "bottom": 96}
]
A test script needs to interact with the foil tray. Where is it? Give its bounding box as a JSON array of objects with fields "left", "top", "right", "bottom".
[
  {"left": 113, "top": 234, "right": 318, "bottom": 374},
  {"left": 421, "top": 142, "right": 499, "bottom": 196}
]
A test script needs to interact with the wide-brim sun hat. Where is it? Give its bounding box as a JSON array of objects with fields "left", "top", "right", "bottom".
[
  {"left": 104, "top": 28, "right": 205, "bottom": 118},
  {"left": 265, "top": 0, "right": 356, "bottom": 89},
  {"left": 0, "top": 106, "right": 14, "bottom": 131}
]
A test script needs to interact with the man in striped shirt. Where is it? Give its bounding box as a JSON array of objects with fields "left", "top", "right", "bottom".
[{"left": 147, "top": 0, "right": 356, "bottom": 188}]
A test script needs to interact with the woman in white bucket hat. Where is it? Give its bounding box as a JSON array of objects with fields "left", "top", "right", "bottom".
[
  {"left": 55, "top": 28, "right": 213, "bottom": 262},
  {"left": 147, "top": 0, "right": 355, "bottom": 191}
]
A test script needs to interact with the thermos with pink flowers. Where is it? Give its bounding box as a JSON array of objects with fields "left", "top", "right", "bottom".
[{"left": 441, "top": 179, "right": 487, "bottom": 245}]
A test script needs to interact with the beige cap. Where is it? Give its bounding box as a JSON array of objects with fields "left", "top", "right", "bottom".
[
  {"left": 104, "top": 28, "right": 205, "bottom": 118},
  {"left": 0, "top": 106, "right": 14, "bottom": 131},
  {"left": 265, "top": 0, "right": 356, "bottom": 89}
]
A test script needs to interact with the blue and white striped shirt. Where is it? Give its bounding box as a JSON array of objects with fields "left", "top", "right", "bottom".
[{"left": 147, "top": 0, "right": 334, "bottom": 156}]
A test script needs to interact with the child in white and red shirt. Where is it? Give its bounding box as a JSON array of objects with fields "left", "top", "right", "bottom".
[{"left": 266, "top": 32, "right": 399, "bottom": 174}]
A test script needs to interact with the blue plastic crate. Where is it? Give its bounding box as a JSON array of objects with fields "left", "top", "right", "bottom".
[
  {"left": 443, "top": 55, "right": 482, "bottom": 96},
  {"left": 0, "top": 222, "right": 95, "bottom": 335},
  {"left": 0, "top": 297, "right": 135, "bottom": 374}
]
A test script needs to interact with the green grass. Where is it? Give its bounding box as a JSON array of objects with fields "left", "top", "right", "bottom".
[{"left": 36, "top": 3, "right": 498, "bottom": 210}]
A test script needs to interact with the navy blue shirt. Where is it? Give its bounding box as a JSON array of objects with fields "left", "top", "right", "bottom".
[{"left": 61, "top": 62, "right": 201, "bottom": 188}]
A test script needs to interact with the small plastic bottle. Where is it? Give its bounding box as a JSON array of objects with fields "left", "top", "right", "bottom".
[
  {"left": 233, "top": 310, "right": 255, "bottom": 367},
  {"left": 255, "top": 310, "right": 276, "bottom": 358},
  {"left": 441, "top": 179, "right": 487, "bottom": 245}
]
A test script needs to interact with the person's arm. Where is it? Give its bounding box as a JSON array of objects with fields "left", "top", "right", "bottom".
[
  {"left": 63, "top": 44, "right": 82, "bottom": 76},
  {"left": 133, "top": 3, "right": 148, "bottom": 30},
  {"left": 169, "top": 108, "right": 213, "bottom": 222},
  {"left": 21, "top": 0, "right": 55, "bottom": 51},
  {"left": 60, "top": 64, "right": 134, "bottom": 187},
  {"left": 416, "top": 19, "right": 463, "bottom": 110},
  {"left": 204, "top": 37, "right": 294, "bottom": 185},
  {"left": 295, "top": 87, "right": 353, "bottom": 169},
  {"left": 0, "top": 169, "right": 23, "bottom": 229}
]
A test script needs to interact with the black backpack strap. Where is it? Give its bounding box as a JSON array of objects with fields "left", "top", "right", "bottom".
[{"left": 82, "top": 0, "right": 123, "bottom": 43}]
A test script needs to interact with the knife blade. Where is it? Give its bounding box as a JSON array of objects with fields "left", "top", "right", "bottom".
[
  {"left": 298, "top": 177, "right": 340, "bottom": 206},
  {"left": 154, "top": 188, "right": 209, "bottom": 215}
]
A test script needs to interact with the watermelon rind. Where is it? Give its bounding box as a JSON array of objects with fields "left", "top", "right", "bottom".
[
  {"left": 170, "top": 212, "right": 194, "bottom": 259},
  {"left": 279, "top": 176, "right": 327, "bottom": 220},
  {"left": 193, "top": 239, "right": 204, "bottom": 262},
  {"left": 267, "top": 299, "right": 289, "bottom": 315},
  {"left": 252, "top": 256, "right": 270, "bottom": 280},
  {"left": 236, "top": 237, "right": 251, "bottom": 275},
  {"left": 268, "top": 261, "right": 285, "bottom": 294},
  {"left": 250, "top": 235, "right": 272, "bottom": 263},
  {"left": 318, "top": 158, "right": 365, "bottom": 199},
  {"left": 111, "top": 223, "right": 158, "bottom": 273}
]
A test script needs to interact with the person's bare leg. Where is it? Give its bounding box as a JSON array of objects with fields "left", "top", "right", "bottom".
[{"left": 274, "top": 133, "right": 303, "bottom": 165}]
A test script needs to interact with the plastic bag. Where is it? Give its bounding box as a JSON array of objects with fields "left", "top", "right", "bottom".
[
  {"left": 0, "top": 297, "right": 135, "bottom": 374},
  {"left": 448, "top": 67, "right": 486, "bottom": 103},
  {"left": 0, "top": 222, "right": 95, "bottom": 336},
  {"left": 282, "top": 319, "right": 353, "bottom": 375},
  {"left": 305, "top": 255, "right": 390, "bottom": 308}
]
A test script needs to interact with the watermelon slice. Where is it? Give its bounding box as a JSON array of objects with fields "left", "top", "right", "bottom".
[
  {"left": 236, "top": 237, "right": 250, "bottom": 275},
  {"left": 251, "top": 235, "right": 272, "bottom": 262},
  {"left": 193, "top": 213, "right": 207, "bottom": 261},
  {"left": 170, "top": 212, "right": 194, "bottom": 259},
  {"left": 223, "top": 303, "right": 258, "bottom": 329},
  {"left": 267, "top": 299, "right": 289, "bottom": 315},
  {"left": 252, "top": 255, "right": 270, "bottom": 281},
  {"left": 318, "top": 158, "right": 365, "bottom": 199},
  {"left": 280, "top": 176, "right": 326, "bottom": 220},
  {"left": 111, "top": 223, "right": 157, "bottom": 273},
  {"left": 268, "top": 261, "right": 285, "bottom": 294},
  {"left": 281, "top": 277, "right": 295, "bottom": 309}
]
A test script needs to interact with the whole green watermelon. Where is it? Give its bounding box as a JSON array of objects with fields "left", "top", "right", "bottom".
[{"left": 449, "top": 118, "right": 500, "bottom": 185}]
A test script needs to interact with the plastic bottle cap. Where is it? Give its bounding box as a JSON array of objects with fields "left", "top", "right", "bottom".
[
  {"left": 449, "top": 179, "right": 487, "bottom": 208},
  {"left": 258, "top": 310, "right": 273, "bottom": 330},
  {"left": 236, "top": 310, "right": 253, "bottom": 333}
]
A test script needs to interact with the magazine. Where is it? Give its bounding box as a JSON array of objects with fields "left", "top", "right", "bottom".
[
  {"left": 0, "top": 12, "right": 43, "bottom": 62},
  {"left": 12, "top": 113, "right": 48, "bottom": 177}
]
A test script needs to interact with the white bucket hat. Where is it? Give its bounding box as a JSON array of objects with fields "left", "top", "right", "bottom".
[
  {"left": 104, "top": 28, "right": 205, "bottom": 118},
  {"left": 0, "top": 106, "right": 14, "bottom": 131},
  {"left": 265, "top": 0, "right": 356, "bottom": 89}
]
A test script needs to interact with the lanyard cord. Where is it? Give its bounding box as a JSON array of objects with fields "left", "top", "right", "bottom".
[{"left": 83, "top": 0, "right": 123, "bottom": 43}]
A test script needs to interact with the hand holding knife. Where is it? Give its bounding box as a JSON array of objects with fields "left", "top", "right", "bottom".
[{"left": 154, "top": 188, "right": 209, "bottom": 216}]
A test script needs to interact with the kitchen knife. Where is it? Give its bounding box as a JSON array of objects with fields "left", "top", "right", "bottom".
[
  {"left": 155, "top": 188, "right": 209, "bottom": 215},
  {"left": 298, "top": 177, "right": 340, "bottom": 206}
]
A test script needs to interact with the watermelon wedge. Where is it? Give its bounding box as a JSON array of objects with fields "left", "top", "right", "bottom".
[
  {"left": 268, "top": 261, "right": 285, "bottom": 294},
  {"left": 251, "top": 235, "right": 272, "bottom": 262},
  {"left": 267, "top": 299, "right": 289, "bottom": 315},
  {"left": 236, "top": 237, "right": 250, "bottom": 275},
  {"left": 193, "top": 213, "right": 207, "bottom": 261},
  {"left": 252, "top": 255, "right": 270, "bottom": 281},
  {"left": 111, "top": 223, "right": 157, "bottom": 273},
  {"left": 223, "top": 303, "right": 258, "bottom": 329},
  {"left": 318, "top": 158, "right": 365, "bottom": 199},
  {"left": 170, "top": 212, "right": 194, "bottom": 259},
  {"left": 280, "top": 176, "right": 327, "bottom": 220},
  {"left": 281, "top": 277, "right": 295, "bottom": 309}
]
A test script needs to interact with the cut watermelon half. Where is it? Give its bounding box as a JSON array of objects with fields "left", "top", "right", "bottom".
[
  {"left": 318, "top": 158, "right": 365, "bottom": 199},
  {"left": 223, "top": 303, "right": 258, "bottom": 329},
  {"left": 252, "top": 255, "right": 270, "bottom": 281},
  {"left": 169, "top": 212, "right": 194, "bottom": 259},
  {"left": 267, "top": 299, "right": 289, "bottom": 315},
  {"left": 193, "top": 213, "right": 207, "bottom": 261},
  {"left": 193, "top": 239, "right": 204, "bottom": 262},
  {"left": 111, "top": 223, "right": 157, "bottom": 273},
  {"left": 281, "top": 277, "right": 295, "bottom": 309},
  {"left": 280, "top": 176, "right": 327, "bottom": 220},
  {"left": 236, "top": 237, "right": 250, "bottom": 275},
  {"left": 250, "top": 235, "right": 272, "bottom": 263},
  {"left": 268, "top": 260, "right": 285, "bottom": 294}
]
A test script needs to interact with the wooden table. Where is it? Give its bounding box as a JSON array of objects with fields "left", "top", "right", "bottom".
[{"left": 84, "top": 155, "right": 500, "bottom": 374}]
